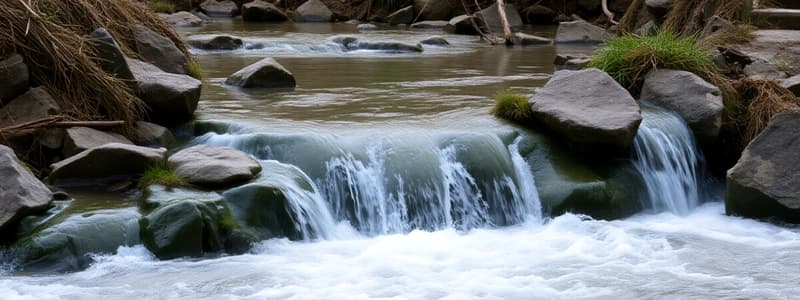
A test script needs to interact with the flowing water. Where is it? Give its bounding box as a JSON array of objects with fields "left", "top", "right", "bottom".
[{"left": 1, "top": 21, "right": 799, "bottom": 299}]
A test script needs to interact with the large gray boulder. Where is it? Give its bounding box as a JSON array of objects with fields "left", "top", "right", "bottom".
[
  {"left": 49, "top": 143, "right": 166, "bottom": 186},
  {"left": 128, "top": 58, "right": 201, "bottom": 124},
  {"left": 133, "top": 25, "right": 187, "bottom": 74},
  {"left": 89, "top": 28, "right": 134, "bottom": 82},
  {"left": 414, "top": 0, "right": 455, "bottom": 21},
  {"left": 780, "top": 75, "right": 800, "bottom": 96},
  {"left": 387, "top": 6, "right": 415, "bottom": 25},
  {"left": 162, "top": 11, "right": 205, "bottom": 27},
  {"left": 294, "top": 0, "right": 333, "bottom": 22},
  {"left": 186, "top": 35, "right": 244, "bottom": 50},
  {"left": 225, "top": 58, "right": 296, "bottom": 88},
  {"left": 62, "top": 127, "right": 133, "bottom": 157},
  {"left": 476, "top": 3, "right": 523, "bottom": 33},
  {"left": 168, "top": 145, "right": 262, "bottom": 187},
  {"left": 242, "top": 0, "right": 288, "bottom": 22},
  {"left": 444, "top": 14, "right": 480, "bottom": 35},
  {"left": 0, "top": 145, "right": 52, "bottom": 232},
  {"left": 640, "top": 69, "right": 724, "bottom": 142},
  {"left": 726, "top": 111, "right": 800, "bottom": 223},
  {"left": 200, "top": 0, "right": 239, "bottom": 17},
  {"left": 134, "top": 121, "right": 176, "bottom": 147},
  {"left": 0, "top": 53, "right": 29, "bottom": 103},
  {"left": 555, "top": 20, "right": 608, "bottom": 43},
  {"left": 529, "top": 68, "right": 642, "bottom": 150},
  {"left": 645, "top": 0, "right": 673, "bottom": 17},
  {"left": 0, "top": 87, "right": 60, "bottom": 128}
]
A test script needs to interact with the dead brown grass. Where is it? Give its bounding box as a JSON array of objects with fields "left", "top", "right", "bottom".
[{"left": 731, "top": 79, "right": 800, "bottom": 146}]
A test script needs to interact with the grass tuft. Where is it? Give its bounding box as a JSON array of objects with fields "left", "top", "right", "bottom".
[
  {"left": 186, "top": 60, "right": 204, "bottom": 80},
  {"left": 148, "top": 0, "right": 175, "bottom": 14},
  {"left": 139, "top": 162, "right": 187, "bottom": 188},
  {"left": 491, "top": 90, "right": 532, "bottom": 123}
]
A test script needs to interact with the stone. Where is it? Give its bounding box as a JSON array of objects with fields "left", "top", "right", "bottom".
[
  {"left": 242, "top": 0, "right": 288, "bottom": 22},
  {"left": 744, "top": 59, "right": 787, "bottom": 81},
  {"left": 645, "top": 0, "right": 673, "bottom": 17},
  {"left": 751, "top": 8, "right": 800, "bottom": 30},
  {"left": 133, "top": 25, "right": 188, "bottom": 74},
  {"left": 134, "top": 121, "right": 176, "bottom": 147},
  {"left": 127, "top": 58, "right": 202, "bottom": 124},
  {"left": 162, "top": 11, "right": 205, "bottom": 27},
  {"left": 48, "top": 143, "right": 166, "bottom": 186},
  {"left": 294, "top": 0, "right": 333, "bottom": 22},
  {"left": 140, "top": 197, "right": 230, "bottom": 259},
  {"left": 357, "top": 23, "right": 378, "bottom": 31},
  {"left": 476, "top": 3, "right": 523, "bottom": 33},
  {"left": 353, "top": 41, "right": 424, "bottom": 52},
  {"left": 0, "top": 53, "right": 29, "bottom": 103},
  {"left": 414, "top": 0, "right": 455, "bottom": 21},
  {"left": 0, "top": 87, "right": 60, "bottom": 129},
  {"left": 522, "top": 5, "right": 557, "bottom": 24},
  {"left": 168, "top": 145, "right": 262, "bottom": 187},
  {"left": 700, "top": 16, "right": 734, "bottom": 40},
  {"left": 555, "top": 20, "right": 608, "bottom": 43},
  {"left": 726, "top": 111, "right": 800, "bottom": 223},
  {"left": 200, "top": 0, "right": 239, "bottom": 17},
  {"left": 577, "top": 0, "right": 600, "bottom": 12},
  {"left": 0, "top": 145, "right": 52, "bottom": 232},
  {"left": 62, "top": 127, "right": 133, "bottom": 157},
  {"left": 420, "top": 36, "right": 450, "bottom": 46},
  {"left": 387, "top": 5, "right": 415, "bottom": 25},
  {"left": 780, "top": 75, "right": 800, "bottom": 96},
  {"left": 444, "top": 14, "right": 480, "bottom": 35},
  {"left": 554, "top": 54, "right": 591, "bottom": 70},
  {"left": 513, "top": 32, "right": 552, "bottom": 45},
  {"left": 640, "top": 69, "right": 724, "bottom": 142},
  {"left": 529, "top": 68, "right": 642, "bottom": 150},
  {"left": 89, "top": 28, "right": 134, "bottom": 81},
  {"left": 410, "top": 20, "right": 449, "bottom": 29},
  {"left": 225, "top": 57, "right": 296, "bottom": 88},
  {"left": 186, "top": 34, "right": 244, "bottom": 50},
  {"left": 635, "top": 20, "right": 657, "bottom": 36}
]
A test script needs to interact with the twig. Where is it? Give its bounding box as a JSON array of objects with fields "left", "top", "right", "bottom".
[{"left": 602, "top": 0, "right": 619, "bottom": 25}]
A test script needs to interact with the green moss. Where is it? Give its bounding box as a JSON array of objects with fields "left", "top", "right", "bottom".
[
  {"left": 148, "top": 0, "right": 175, "bottom": 14},
  {"left": 491, "top": 90, "right": 532, "bottom": 123},
  {"left": 138, "top": 163, "right": 186, "bottom": 189},
  {"left": 186, "top": 60, "right": 204, "bottom": 80}
]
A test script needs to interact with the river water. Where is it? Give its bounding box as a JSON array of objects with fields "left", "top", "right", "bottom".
[{"left": 1, "top": 21, "right": 799, "bottom": 299}]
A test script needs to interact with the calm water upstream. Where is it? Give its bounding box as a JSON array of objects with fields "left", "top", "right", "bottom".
[{"left": 1, "top": 20, "right": 799, "bottom": 299}]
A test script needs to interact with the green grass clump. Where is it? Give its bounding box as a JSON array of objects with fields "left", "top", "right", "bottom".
[
  {"left": 139, "top": 162, "right": 186, "bottom": 188},
  {"left": 186, "top": 60, "right": 204, "bottom": 80},
  {"left": 148, "top": 0, "right": 175, "bottom": 14},
  {"left": 491, "top": 90, "right": 532, "bottom": 123},
  {"left": 588, "top": 31, "right": 718, "bottom": 92}
]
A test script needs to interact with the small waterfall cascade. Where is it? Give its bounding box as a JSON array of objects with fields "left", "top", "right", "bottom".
[{"left": 632, "top": 105, "right": 704, "bottom": 215}]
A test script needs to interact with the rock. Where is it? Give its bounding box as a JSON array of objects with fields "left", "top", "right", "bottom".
[
  {"left": 354, "top": 41, "right": 424, "bottom": 52},
  {"left": 140, "top": 196, "right": 230, "bottom": 259},
  {"left": 186, "top": 34, "right": 244, "bottom": 50},
  {"left": 554, "top": 54, "right": 592, "bottom": 71},
  {"left": 294, "top": 0, "right": 333, "bottom": 22},
  {"left": 577, "top": 0, "right": 600, "bottom": 12},
  {"left": 529, "top": 68, "right": 642, "bottom": 150},
  {"left": 726, "top": 111, "right": 800, "bottom": 223},
  {"left": 62, "top": 127, "right": 133, "bottom": 157},
  {"left": 200, "top": 0, "right": 239, "bottom": 17},
  {"left": 635, "top": 20, "right": 657, "bottom": 36},
  {"left": 640, "top": 69, "right": 724, "bottom": 142},
  {"left": 331, "top": 35, "right": 359, "bottom": 48},
  {"left": 344, "top": 19, "right": 360, "bottom": 25},
  {"left": 168, "top": 145, "right": 262, "bottom": 187},
  {"left": 555, "top": 20, "right": 608, "bottom": 43},
  {"left": 744, "top": 59, "right": 787, "bottom": 81},
  {"left": 140, "top": 185, "right": 224, "bottom": 209},
  {"left": 0, "top": 87, "right": 60, "bottom": 128},
  {"left": 225, "top": 58, "right": 296, "bottom": 88},
  {"left": 162, "top": 11, "right": 205, "bottom": 27},
  {"left": 0, "top": 145, "right": 52, "bottom": 232},
  {"left": 445, "top": 15, "right": 480, "bottom": 35},
  {"left": 513, "top": 32, "right": 552, "bottom": 45},
  {"left": 645, "top": 0, "right": 673, "bottom": 17},
  {"left": 11, "top": 208, "right": 140, "bottom": 272},
  {"left": 700, "top": 16, "right": 734, "bottom": 40},
  {"left": 387, "top": 5, "right": 415, "bottom": 25},
  {"left": 420, "top": 36, "right": 450, "bottom": 46},
  {"left": 49, "top": 143, "right": 166, "bottom": 186},
  {"left": 476, "top": 3, "right": 523, "bottom": 33},
  {"left": 133, "top": 25, "right": 187, "bottom": 74},
  {"left": 357, "top": 23, "right": 378, "bottom": 31},
  {"left": 522, "top": 5, "right": 557, "bottom": 24},
  {"left": 134, "top": 121, "right": 176, "bottom": 147},
  {"left": 127, "top": 58, "right": 202, "bottom": 124},
  {"left": 242, "top": 0, "right": 288, "bottom": 22},
  {"left": 414, "top": 0, "right": 455, "bottom": 20},
  {"left": 0, "top": 53, "right": 29, "bottom": 102},
  {"left": 38, "top": 129, "right": 65, "bottom": 151},
  {"left": 89, "top": 28, "right": 134, "bottom": 81},
  {"left": 780, "top": 75, "right": 800, "bottom": 96},
  {"left": 410, "top": 20, "right": 449, "bottom": 29}
]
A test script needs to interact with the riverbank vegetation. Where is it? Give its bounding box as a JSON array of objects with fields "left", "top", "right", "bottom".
[
  {"left": 492, "top": 90, "right": 531, "bottom": 123},
  {"left": 139, "top": 162, "right": 187, "bottom": 188}
]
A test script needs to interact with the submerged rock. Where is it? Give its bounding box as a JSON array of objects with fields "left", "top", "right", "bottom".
[
  {"left": 726, "top": 111, "right": 800, "bottom": 223},
  {"left": 49, "top": 143, "right": 166, "bottom": 186},
  {"left": 355, "top": 41, "right": 424, "bottom": 52},
  {"left": 640, "top": 69, "right": 724, "bottom": 143},
  {"left": 555, "top": 20, "right": 609, "bottom": 43},
  {"left": 200, "top": 0, "right": 239, "bottom": 17},
  {"left": 225, "top": 58, "right": 296, "bottom": 88},
  {"left": 0, "top": 53, "right": 29, "bottom": 103},
  {"left": 168, "top": 145, "right": 262, "bottom": 188},
  {"left": 387, "top": 5, "right": 415, "bottom": 25},
  {"left": 127, "top": 58, "right": 202, "bottom": 124},
  {"left": 476, "top": 3, "right": 523, "bottom": 33},
  {"left": 0, "top": 145, "right": 53, "bottom": 232},
  {"left": 62, "top": 127, "right": 133, "bottom": 158},
  {"left": 294, "top": 0, "right": 333, "bottom": 22},
  {"left": 529, "top": 68, "right": 642, "bottom": 151},
  {"left": 242, "top": 0, "right": 288, "bottom": 22},
  {"left": 0, "top": 87, "right": 60, "bottom": 129},
  {"left": 186, "top": 35, "right": 244, "bottom": 50},
  {"left": 89, "top": 28, "right": 134, "bottom": 81},
  {"left": 357, "top": 23, "right": 378, "bottom": 31},
  {"left": 133, "top": 25, "right": 187, "bottom": 74},
  {"left": 162, "top": 11, "right": 205, "bottom": 27},
  {"left": 223, "top": 183, "right": 303, "bottom": 241},
  {"left": 420, "top": 36, "right": 450, "bottom": 46}
]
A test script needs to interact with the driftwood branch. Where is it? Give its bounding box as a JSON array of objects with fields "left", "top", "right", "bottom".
[
  {"left": 496, "top": 0, "right": 515, "bottom": 45},
  {"left": 0, "top": 115, "right": 125, "bottom": 138},
  {"left": 602, "top": 0, "right": 619, "bottom": 25}
]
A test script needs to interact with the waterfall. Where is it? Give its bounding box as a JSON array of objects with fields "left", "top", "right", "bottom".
[{"left": 632, "top": 105, "right": 703, "bottom": 215}]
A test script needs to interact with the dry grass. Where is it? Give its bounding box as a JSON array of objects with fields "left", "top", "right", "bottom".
[
  {"left": 148, "top": 0, "right": 176, "bottom": 13},
  {"left": 621, "top": 0, "right": 745, "bottom": 35},
  {"left": 731, "top": 79, "right": 800, "bottom": 146}
]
